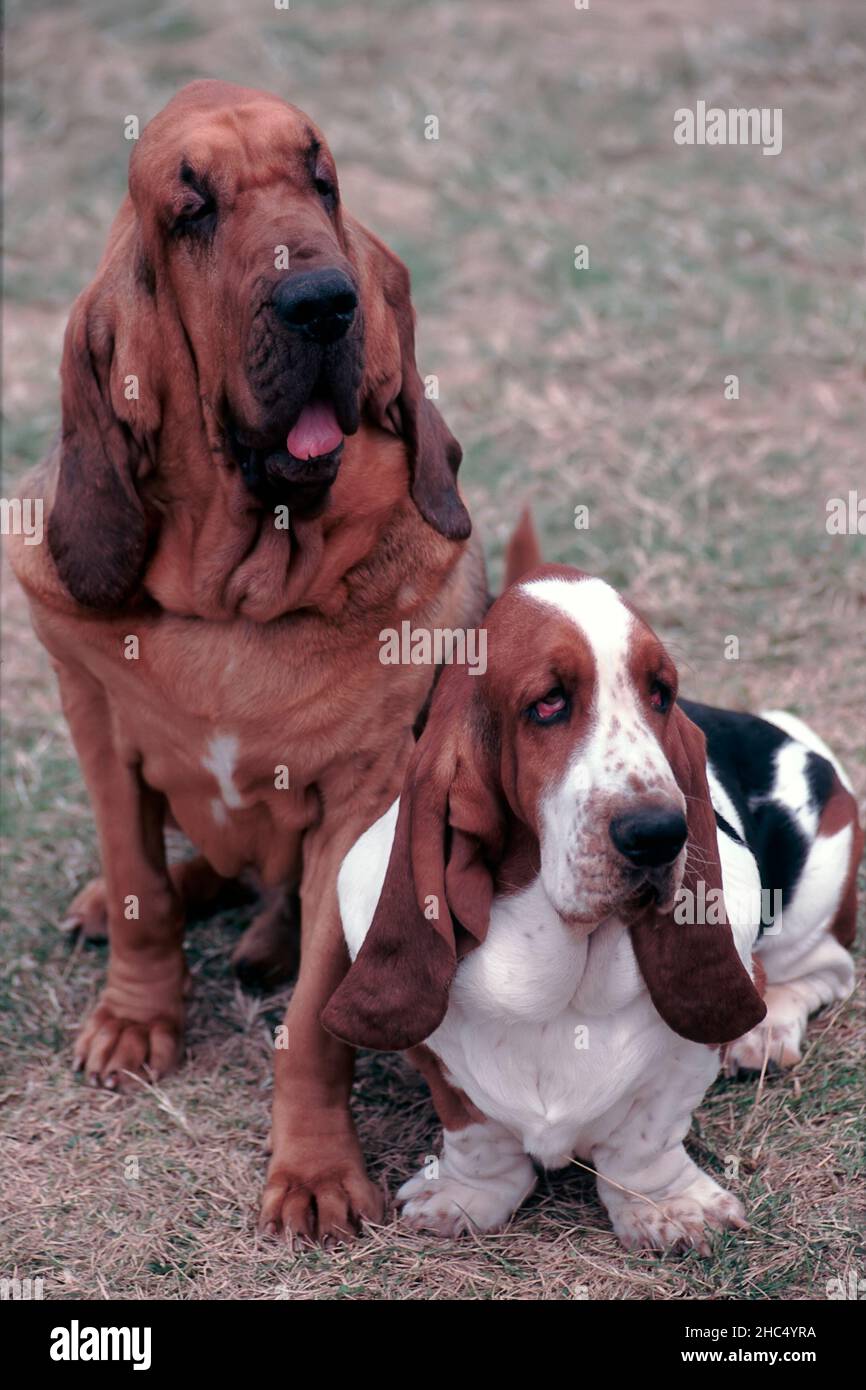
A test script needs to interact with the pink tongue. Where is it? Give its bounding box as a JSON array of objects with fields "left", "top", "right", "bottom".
[{"left": 286, "top": 400, "right": 343, "bottom": 460}]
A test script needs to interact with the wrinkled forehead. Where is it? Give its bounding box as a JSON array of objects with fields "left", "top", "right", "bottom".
[
  {"left": 522, "top": 574, "right": 635, "bottom": 670},
  {"left": 483, "top": 570, "right": 667, "bottom": 702},
  {"left": 132, "top": 87, "right": 329, "bottom": 194}
]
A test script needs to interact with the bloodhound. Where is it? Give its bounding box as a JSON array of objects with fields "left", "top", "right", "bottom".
[{"left": 10, "top": 80, "right": 486, "bottom": 1240}]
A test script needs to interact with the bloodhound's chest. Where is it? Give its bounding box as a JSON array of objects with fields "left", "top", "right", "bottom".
[{"left": 34, "top": 600, "right": 437, "bottom": 883}]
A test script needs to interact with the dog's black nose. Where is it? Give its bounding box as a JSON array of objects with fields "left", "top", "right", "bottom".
[
  {"left": 609, "top": 807, "right": 688, "bottom": 869},
  {"left": 274, "top": 269, "right": 357, "bottom": 344}
]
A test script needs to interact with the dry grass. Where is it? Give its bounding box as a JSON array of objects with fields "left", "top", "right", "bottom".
[{"left": 2, "top": 0, "right": 864, "bottom": 1299}]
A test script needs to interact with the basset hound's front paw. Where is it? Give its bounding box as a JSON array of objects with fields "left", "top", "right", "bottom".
[
  {"left": 397, "top": 1139, "right": 537, "bottom": 1237},
  {"left": 397, "top": 1171, "right": 522, "bottom": 1236},
  {"left": 608, "top": 1176, "right": 748, "bottom": 1257}
]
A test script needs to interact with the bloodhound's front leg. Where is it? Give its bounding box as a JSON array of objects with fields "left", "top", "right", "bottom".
[
  {"left": 259, "top": 750, "right": 411, "bottom": 1241},
  {"left": 56, "top": 663, "right": 187, "bottom": 1088}
]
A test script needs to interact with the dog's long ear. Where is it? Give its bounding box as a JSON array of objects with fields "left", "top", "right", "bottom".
[
  {"left": 48, "top": 205, "right": 162, "bottom": 611},
  {"left": 629, "top": 704, "right": 766, "bottom": 1044},
  {"left": 323, "top": 669, "right": 501, "bottom": 1051},
  {"left": 349, "top": 220, "right": 471, "bottom": 541}
]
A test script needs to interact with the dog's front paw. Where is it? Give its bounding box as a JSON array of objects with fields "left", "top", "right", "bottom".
[
  {"left": 259, "top": 1159, "right": 383, "bottom": 1243},
  {"left": 74, "top": 998, "right": 185, "bottom": 1088},
  {"left": 397, "top": 1173, "right": 513, "bottom": 1235},
  {"left": 397, "top": 1158, "right": 535, "bottom": 1237},
  {"left": 610, "top": 1177, "right": 748, "bottom": 1257}
]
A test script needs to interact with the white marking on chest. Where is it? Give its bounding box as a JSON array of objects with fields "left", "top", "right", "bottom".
[
  {"left": 337, "top": 795, "right": 739, "bottom": 1170},
  {"left": 202, "top": 734, "right": 245, "bottom": 813},
  {"left": 430, "top": 893, "right": 685, "bottom": 1165}
]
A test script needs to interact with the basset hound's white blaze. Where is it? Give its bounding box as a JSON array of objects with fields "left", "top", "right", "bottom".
[{"left": 522, "top": 576, "right": 684, "bottom": 923}]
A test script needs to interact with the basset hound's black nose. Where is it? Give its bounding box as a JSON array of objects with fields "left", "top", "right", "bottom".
[{"left": 609, "top": 807, "right": 688, "bottom": 868}]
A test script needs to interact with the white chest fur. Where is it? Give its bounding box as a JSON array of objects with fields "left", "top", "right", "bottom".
[
  {"left": 429, "top": 883, "right": 683, "bottom": 1167},
  {"left": 338, "top": 798, "right": 760, "bottom": 1170}
]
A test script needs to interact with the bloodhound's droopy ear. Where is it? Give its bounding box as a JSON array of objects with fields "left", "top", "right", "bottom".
[
  {"left": 629, "top": 703, "right": 767, "bottom": 1045},
  {"left": 323, "top": 667, "right": 501, "bottom": 1051},
  {"left": 350, "top": 220, "right": 471, "bottom": 542},
  {"left": 48, "top": 205, "right": 162, "bottom": 611}
]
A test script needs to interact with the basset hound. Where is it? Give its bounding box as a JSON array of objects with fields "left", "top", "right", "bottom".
[{"left": 325, "top": 527, "right": 861, "bottom": 1253}]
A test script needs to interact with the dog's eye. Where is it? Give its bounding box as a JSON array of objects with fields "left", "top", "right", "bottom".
[
  {"left": 313, "top": 175, "right": 337, "bottom": 213},
  {"left": 528, "top": 686, "right": 569, "bottom": 724},
  {"left": 173, "top": 192, "right": 217, "bottom": 236},
  {"left": 650, "top": 679, "right": 672, "bottom": 712}
]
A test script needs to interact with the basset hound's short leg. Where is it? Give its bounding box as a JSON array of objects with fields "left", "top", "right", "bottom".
[
  {"left": 397, "top": 1121, "right": 537, "bottom": 1236},
  {"left": 592, "top": 1051, "right": 747, "bottom": 1255},
  {"left": 595, "top": 1149, "right": 748, "bottom": 1257},
  {"left": 57, "top": 663, "right": 187, "bottom": 1088}
]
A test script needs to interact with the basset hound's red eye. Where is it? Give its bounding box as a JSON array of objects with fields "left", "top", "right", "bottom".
[
  {"left": 529, "top": 686, "right": 569, "bottom": 724},
  {"left": 650, "top": 680, "right": 672, "bottom": 712}
]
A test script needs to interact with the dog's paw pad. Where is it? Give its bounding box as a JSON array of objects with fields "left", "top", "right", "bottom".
[
  {"left": 725, "top": 1017, "right": 803, "bottom": 1074},
  {"left": 396, "top": 1168, "right": 529, "bottom": 1236},
  {"left": 611, "top": 1185, "right": 747, "bottom": 1257}
]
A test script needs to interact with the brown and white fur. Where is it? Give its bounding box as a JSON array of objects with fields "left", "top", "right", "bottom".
[{"left": 325, "top": 529, "right": 861, "bottom": 1254}]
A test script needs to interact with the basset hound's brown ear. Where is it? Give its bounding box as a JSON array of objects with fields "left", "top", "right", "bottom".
[
  {"left": 48, "top": 206, "right": 162, "bottom": 611},
  {"left": 323, "top": 668, "right": 501, "bottom": 1051},
  {"left": 629, "top": 704, "right": 767, "bottom": 1045},
  {"left": 348, "top": 219, "right": 471, "bottom": 542}
]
